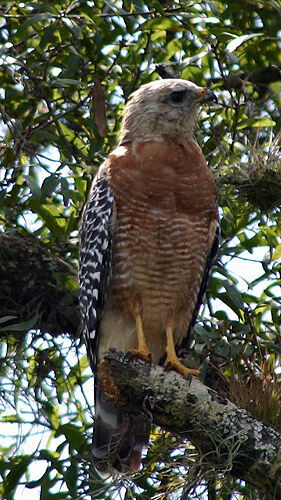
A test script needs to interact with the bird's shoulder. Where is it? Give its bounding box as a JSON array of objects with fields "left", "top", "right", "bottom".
[
  {"left": 103, "top": 137, "right": 216, "bottom": 210},
  {"left": 104, "top": 136, "right": 208, "bottom": 177}
]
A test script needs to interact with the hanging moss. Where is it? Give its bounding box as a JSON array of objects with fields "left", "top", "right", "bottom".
[{"left": 217, "top": 133, "right": 281, "bottom": 213}]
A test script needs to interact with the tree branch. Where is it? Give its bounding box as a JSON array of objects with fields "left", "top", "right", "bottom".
[{"left": 102, "top": 349, "right": 281, "bottom": 498}]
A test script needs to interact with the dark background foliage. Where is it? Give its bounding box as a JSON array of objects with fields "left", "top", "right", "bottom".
[{"left": 1, "top": 1, "right": 281, "bottom": 498}]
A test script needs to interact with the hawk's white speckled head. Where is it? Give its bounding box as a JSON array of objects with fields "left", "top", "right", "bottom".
[{"left": 118, "top": 79, "right": 217, "bottom": 144}]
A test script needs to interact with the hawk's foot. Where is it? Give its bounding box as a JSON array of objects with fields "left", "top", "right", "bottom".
[
  {"left": 164, "top": 325, "right": 200, "bottom": 379},
  {"left": 164, "top": 355, "right": 200, "bottom": 379},
  {"left": 127, "top": 348, "right": 152, "bottom": 363},
  {"left": 129, "top": 313, "right": 152, "bottom": 363}
]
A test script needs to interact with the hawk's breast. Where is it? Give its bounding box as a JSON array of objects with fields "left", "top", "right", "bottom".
[{"left": 106, "top": 138, "right": 217, "bottom": 343}]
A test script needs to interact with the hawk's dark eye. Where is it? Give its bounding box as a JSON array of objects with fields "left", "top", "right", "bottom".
[{"left": 169, "top": 90, "right": 185, "bottom": 103}]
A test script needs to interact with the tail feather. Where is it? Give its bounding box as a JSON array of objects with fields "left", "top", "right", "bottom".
[{"left": 93, "top": 386, "right": 150, "bottom": 475}]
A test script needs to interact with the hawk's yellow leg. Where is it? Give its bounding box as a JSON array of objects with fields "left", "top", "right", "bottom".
[
  {"left": 164, "top": 326, "right": 200, "bottom": 378},
  {"left": 128, "top": 314, "right": 152, "bottom": 362}
]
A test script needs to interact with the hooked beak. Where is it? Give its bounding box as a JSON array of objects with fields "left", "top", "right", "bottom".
[{"left": 193, "top": 87, "right": 218, "bottom": 105}]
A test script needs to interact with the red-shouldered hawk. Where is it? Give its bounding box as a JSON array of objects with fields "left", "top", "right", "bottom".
[{"left": 79, "top": 79, "right": 219, "bottom": 476}]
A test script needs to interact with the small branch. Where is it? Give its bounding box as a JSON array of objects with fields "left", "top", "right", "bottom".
[
  {"left": 103, "top": 349, "right": 281, "bottom": 498},
  {"left": 155, "top": 64, "right": 177, "bottom": 79}
]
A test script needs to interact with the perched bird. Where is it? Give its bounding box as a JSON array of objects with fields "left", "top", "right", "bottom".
[{"left": 79, "top": 78, "right": 219, "bottom": 476}]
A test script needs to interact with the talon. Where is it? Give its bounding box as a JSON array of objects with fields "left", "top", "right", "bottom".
[
  {"left": 164, "top": 356, "right": 200, "bottom": 379},
  {"left": 165, "top": 325, "right": 200, "bottom": 379},
  {"left": 128, "top": 348, "right": 152, "bottom": 363},
  {"left": 164, "top": 361, "right": 172, "bottom": 370}
]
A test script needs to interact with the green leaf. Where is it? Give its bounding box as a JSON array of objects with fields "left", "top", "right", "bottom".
[
  {"left": 60, "top": 178, "right": 70, "bottom": 205},
  {"left": 182, "top": 50, "right": 208, "bottom": 66},
  {"left": 237, "top": 117, "right": 276, "bottom": 129},
  {"left": 23, "top": 12, "right": 54, "bottom": 26},
  {"left": 63, "top": 460, "right": 78, "bottom": 497},
  {"left": 27, "top": 198, "right": 66, "bottom": 236},
  {"left": 226, "top": 33, "right": 263, "bottom": 53},
  {"left": 61, "top": 18, "right": 82, "bottom": 38},
  {"left": 0, "top": 315, "right": 17, "bottom": 324},
  {"left": 51, "top": 78, "right": 84, "bottom": 87},
  {"left": 272, "top": 243, "right": 281, "bottom": 261},
  {"left": 225, "top": 49, "right": 240, "bottom": 64},
  {"left": 3, "top": 456, "right": 32, "bottom": 497},
  {"left": 45, "top": 404, "right": 60, "bottom": 430},
  {"left": 39, "top": 24, "right": 57, "bottom": 50},
  {"left": 56, "top": 424, "right": 85, "bottom": 452},
  {"left": 205, "top": 0, "right": 220, "bottom": 15},
  {"left": 1, "top": 315, "right": 38, "bottom": 332},
  {"left": 224, "top": 282, "right": 245, "bottom": 309},
  {"left": 67, "top": 355, "right": 89, "bottom": 387},
  {"left": 38, "top": 449, "right": 60, "bottom": 461},
  {"left": 1, "top": 414, "right": 22, "bottom": 423},
  {"left": 41, "top": 175, "right": 60, "bottom": 198},
  {"left": 23, "top": 175, "right": 41, "bottom": 198},
  {"left": 139, "top": 18, "right": 182, "bottom": 32},
  {"left": 230, "top": 321, "right": 251, "bottom": 333}
]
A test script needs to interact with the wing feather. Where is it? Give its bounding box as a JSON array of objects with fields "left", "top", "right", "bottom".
[{"left": 79, "top": 167, "right": 115, "bottom": 372}]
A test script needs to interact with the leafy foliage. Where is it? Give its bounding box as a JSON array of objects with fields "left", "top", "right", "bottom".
[{"left": 1, "top": 0, "right": 281, "bottom": 498}]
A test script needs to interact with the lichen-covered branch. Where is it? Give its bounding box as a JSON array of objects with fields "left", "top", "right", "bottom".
[{"left": 102, "top": 349, "right": 281, "bottom": 498}]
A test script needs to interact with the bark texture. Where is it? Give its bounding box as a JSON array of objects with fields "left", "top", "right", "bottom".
[{"left": 102, "top": 349, "right": 281, "bottom": 499}]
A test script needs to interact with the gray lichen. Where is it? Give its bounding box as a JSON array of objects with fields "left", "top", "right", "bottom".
[{"left": 105, "top": 349, "right": 281, "bottom": 498}]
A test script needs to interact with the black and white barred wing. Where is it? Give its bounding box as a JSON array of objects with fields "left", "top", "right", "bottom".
[{"left": 79, "top": 167, "right": 115, "bottom": 373}]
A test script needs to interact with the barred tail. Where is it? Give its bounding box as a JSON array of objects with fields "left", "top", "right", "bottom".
[{"left": 93, "top": 386, "right": 150, "bottom": 476}]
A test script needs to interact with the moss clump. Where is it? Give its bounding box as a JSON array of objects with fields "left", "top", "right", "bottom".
[{"left": 217, "top": 132, "right": 281, "bottom": 212}]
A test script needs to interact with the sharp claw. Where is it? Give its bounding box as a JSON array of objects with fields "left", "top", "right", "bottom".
[
  {"left": 164, "top": 361, "right": 172, "bottom": 370},
  {"left": 164, "top": 357, "right": 200, "bottom": 379},
  {"left": 127, "top": 349, "right": 152, "bottom": 363},
  {"left": 125, "top": 350, "right": 133, "bottom": 362}
]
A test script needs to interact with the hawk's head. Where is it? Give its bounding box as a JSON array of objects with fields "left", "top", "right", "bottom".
[{"left": 119, "top": 79, "right": 217, "bottom": 143}]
